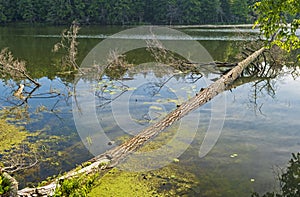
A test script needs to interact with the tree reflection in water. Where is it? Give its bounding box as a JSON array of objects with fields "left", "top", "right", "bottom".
[{"left": 252, "top": 152, "right": 300, "bottom": 197}]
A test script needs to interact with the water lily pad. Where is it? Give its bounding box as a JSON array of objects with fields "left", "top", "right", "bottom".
[{"left": 230, "top": 153, "right": 238, "bottom": 158}]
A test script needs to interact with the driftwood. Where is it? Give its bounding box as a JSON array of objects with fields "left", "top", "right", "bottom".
[
  {"left": 17, "top": 47, "right": 266, "bottom": 196},
  {"left": 13, "top": 84, "right": 25, "bottom": 100}
]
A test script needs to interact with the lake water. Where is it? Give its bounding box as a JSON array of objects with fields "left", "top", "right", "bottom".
[{"left": 0, "top": 25, "right": 299, "bottom": 196}]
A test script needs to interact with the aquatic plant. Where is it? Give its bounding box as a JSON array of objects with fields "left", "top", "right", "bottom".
[
  {"left": 0, "top": 173, "right": 11, "bottom": 195},
  {"left": 53, "top": 173, "right": 98, "bottom": 197},
  {"left": 0, "top": 119, "right": 29, "bottom": 153},
  {"left": 88, "top": 167, "right": 197, "bottom": 197}
]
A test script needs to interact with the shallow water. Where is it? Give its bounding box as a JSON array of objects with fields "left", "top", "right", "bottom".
[{"left": 0, "top": 25, "right": 299, "bottom": 195}]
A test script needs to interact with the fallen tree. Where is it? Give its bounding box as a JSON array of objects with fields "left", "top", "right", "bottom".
[
  {"left": 88, "top": 47, "right": 266, "bottom": 163},
  {"left": 17, "top": 45, "right": 266, "bottom": 196}
]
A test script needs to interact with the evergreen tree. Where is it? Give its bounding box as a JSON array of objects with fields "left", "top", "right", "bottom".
[
  {"left": 131, "top": 0, "right": 146, "bottom": 24},
  {"left": 107, "top": 0, "right": 132, "bottom": 25},
  {"left": 145, "top": 0, "right": 169, "bottom": 24},
  {"left": 165, "top": 0, "right": 179, "bottom": 25},
  {"left": 230, "top": 0, "right": 249, "bottom": 23},
  {"left": 178, "top": 0, "right": 202, "bottom": 24},
  {"left": 72, "top": 0, "right": 88, "bottom": 22},
  {"left": 220, "top": 0, "right": 231, "bottom": 23},
  {"left": 17, "top": 0, "right": 35, "bottom": 23},
  {"left": 0, "top": 0, "right": 262, "bottom": 25},
  {"left": 2, "top": 0, "right": 18, "bottom": 23},
  {"left": 0, "top": 0, "right": 7, "bottom": 23},
  {"left": 200, "top": 0, "right": 221, "bottom": 24},
  {"left": 46, "top": 0, "right": 72, "bottom": 24}
]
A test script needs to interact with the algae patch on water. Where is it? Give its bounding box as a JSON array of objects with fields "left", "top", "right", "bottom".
[
  {"left": 88, "top": 166, "right": 198, "bottom": 197},
  {"left": 88, "top": 168, "right": 159, "bottom": 197},
  {"left": 0, "top": 119, "right": 31, "bottom": 153},
  {"left": 88, "top": 125, "right": 198, "bottom": 196}
]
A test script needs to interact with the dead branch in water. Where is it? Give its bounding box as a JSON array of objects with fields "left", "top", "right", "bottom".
[
  {"left": 103, "top": 49, "right": 133, "bottom": 79},
  {"left": 146, "top": 37, "right": 238, "bottom": 75},
  {"left": 146, "top": 37, "right": 203, "bottom": 74},
  {"left": 53, "top": 22, "right": 80, "bottom": 71},
  {"left": 0, "top": 48, "right": 40, "bottom": 86}
]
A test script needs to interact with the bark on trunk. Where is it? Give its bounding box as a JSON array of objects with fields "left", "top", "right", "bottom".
[{"left": 17, "top": 47, "right": 265, "bottom": 196}]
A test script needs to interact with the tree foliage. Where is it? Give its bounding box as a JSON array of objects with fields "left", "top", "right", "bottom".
[
  {"left": 254, "top": 0, "right": 300, "bottom": 57},
  {"left": 0, "top": 0, "right": 256, "bottom": 25},
  {"left": 0, "top": 174, "right": 11, "bottom": 195}
]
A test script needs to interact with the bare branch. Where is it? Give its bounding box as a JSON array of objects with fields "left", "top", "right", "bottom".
[
  {"left": 0, "top": 48, "right": 40, "bottom": 86},
  {"left": 53, "top": 21, "right": 80, "bottom": 71}
]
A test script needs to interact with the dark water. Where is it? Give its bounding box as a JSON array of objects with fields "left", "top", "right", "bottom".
[{"left": 0, "top": 25, "right": 299, "bottom": 196}]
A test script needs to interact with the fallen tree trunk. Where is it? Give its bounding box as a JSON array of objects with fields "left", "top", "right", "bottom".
[
  {"left": 17, "top": 47, "right": 265, "bottom": 196},
  {"left": 89, "top": 46, "right": 266, "bottom": 164}
]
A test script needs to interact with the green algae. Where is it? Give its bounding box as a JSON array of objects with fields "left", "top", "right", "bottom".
[
  {"left": 88, "top": 168, "right": 160, "bottom": 197},
  {"left": 118, "top": 123, "right": 193, "bottom": 172},
  {"left": 0, "top": 119, "right": 31, "bottom": 153},
  {"left": 88, "top": 166, "right": 198, "bottom": 197},
  {"left": 88, "top": 125, "right": 198, "bottom": 197},
  {"left": 58, "top": 123, "right": 258, "bottom": 196},
  {"left": 87, "top": 124, "right": 261, "bottom": 196}
]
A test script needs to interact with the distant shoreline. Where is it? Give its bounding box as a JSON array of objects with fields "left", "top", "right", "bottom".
[{"left": 172, "top": 24, "right": 257, "bottom": 29}]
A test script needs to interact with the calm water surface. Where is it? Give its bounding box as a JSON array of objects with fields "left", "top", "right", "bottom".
[{"left": 0, "top": 25, "right": 299, "bottom": 196}]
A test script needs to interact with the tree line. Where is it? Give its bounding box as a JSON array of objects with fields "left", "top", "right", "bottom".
[{"left": 0, "top": 0, "right": 259, "bottom": 25}]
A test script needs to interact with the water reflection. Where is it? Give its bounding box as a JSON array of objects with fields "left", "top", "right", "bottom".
[
  {"left": 0, "top": 26, "right": 299, "bottom": 195},
  {"left": 0, "top": 77, "right": 92, "bottom": 188},
  {"left": 252, "top": 152, "right": 300, "bottom": 197}
]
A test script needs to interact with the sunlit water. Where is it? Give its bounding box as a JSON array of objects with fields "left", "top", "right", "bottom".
[{"left": 0, "top": 25, "right": 299, "bottom": 196}]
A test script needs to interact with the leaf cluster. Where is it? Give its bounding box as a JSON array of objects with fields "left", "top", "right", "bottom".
[
  {"left": 53, "top": 173, "right": 98, "bottom": 197},
  {"left": 0, "top": 174, "right": 11, "bottom": 195},
  {"left": 254, "top": 0, "right": 300, "bottom": 58}
]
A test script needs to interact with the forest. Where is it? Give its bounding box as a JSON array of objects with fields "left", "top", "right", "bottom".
[{"left": 0, "top": 0, "right": 259, "bottom": 25}]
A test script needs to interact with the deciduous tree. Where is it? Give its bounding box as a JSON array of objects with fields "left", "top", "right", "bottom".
[{"left": 254, "top": 0, "right": 300, "bottom": 58}]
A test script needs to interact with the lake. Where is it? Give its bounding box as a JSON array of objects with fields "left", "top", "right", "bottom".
[{"left": 0, "top": 25, "right": 299, "bottom": 196}]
